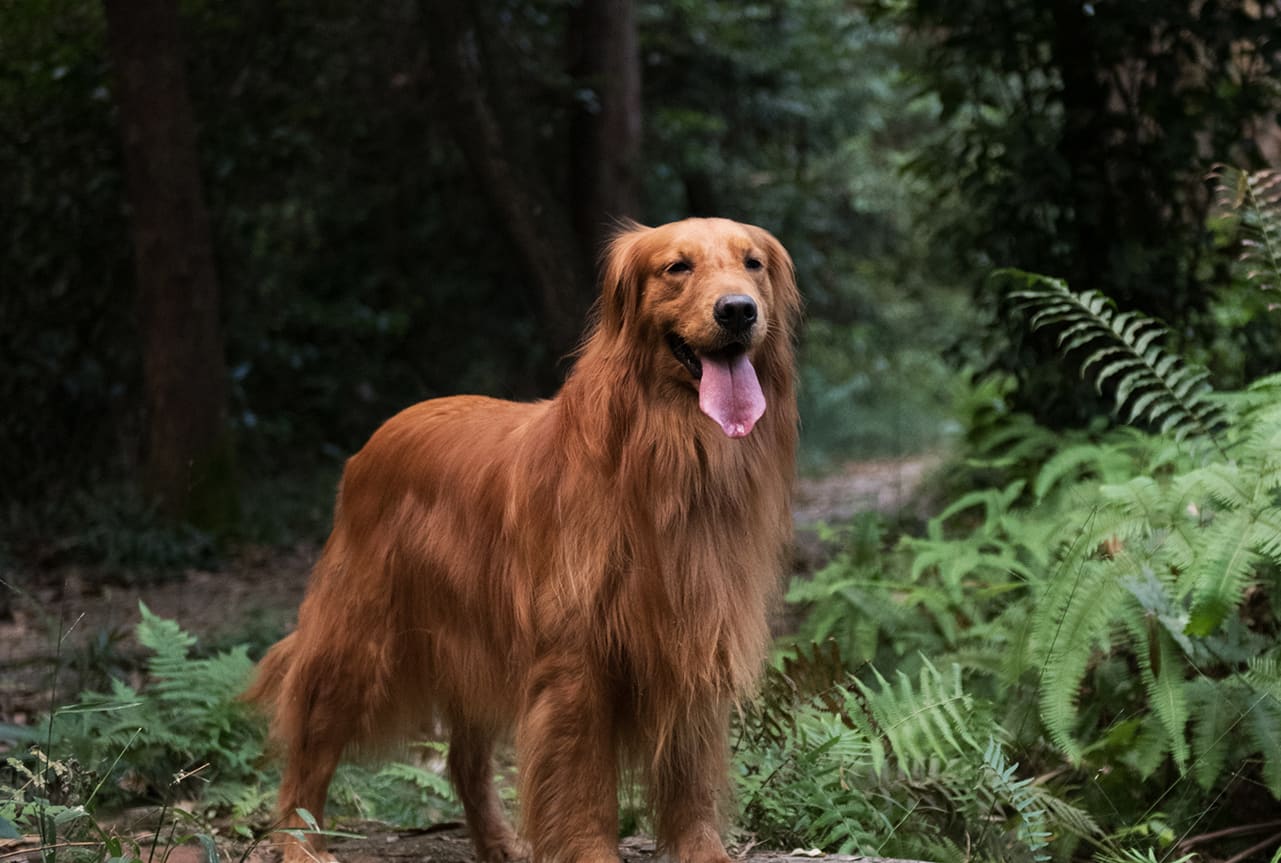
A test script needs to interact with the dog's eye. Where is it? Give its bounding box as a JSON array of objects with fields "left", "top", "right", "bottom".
[
  {"left": 666, "top": 261, "right": 692, "bottom": 275},
  {"left": 744, "top": 257, "right": 763, "bottom": 271}
]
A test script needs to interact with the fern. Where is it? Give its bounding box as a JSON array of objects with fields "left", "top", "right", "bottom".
[
  {"left": 21, "top": 606, "right": 462, "bottom": 838},
  {"left": 1187, "top": 676, "right": 1237, "bottom": 791},
  {"left": 842, "top": 369, "right": 1281, "bottom": 841},
  {"left": 1123, "top": 614, "right": 1190, "bottom": 770},
  {"left": 1001, "top": 270, "right": 1226, "bottom": 453},
  {"left": 50, "top": 603, "right": 263, "bottom": 804},
  {"left": 1173, "top": 450, "right": 1281, "bottom": 635},
  {"left": 737, "top": 650, "right": 1096, "bottom": 862},
  {"left": 977, "top": 739, "right": 1052, "bottom": 862},
  {"left": 1032, "top": 559, "right": 1127, "bottom": 764},
  {"left": 331, "top": 749, "right": 457, "bottom": 829},
  {"left": 1210, "top": 165, "right": 1281, "bottom": 293}
]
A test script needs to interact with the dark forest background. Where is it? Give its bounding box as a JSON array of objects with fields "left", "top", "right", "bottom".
[{"left": 3, "top": 0, "right": 1280, "bottom": 563}]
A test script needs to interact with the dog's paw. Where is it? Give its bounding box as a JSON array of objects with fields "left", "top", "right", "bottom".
[
  {"left": 678, "top": 851, "right": 731, "bottom": 863},
  {"left": 476, "top": 832, "right": 532, "bottom": 863},
  {"left": 279, "top": 842, "right": 339, "bottom": 863},
  {"left": 668, "top": 826, "right": 731, "bottom": 863}
]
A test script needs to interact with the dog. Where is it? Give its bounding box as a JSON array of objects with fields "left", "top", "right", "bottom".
[{"left": 245, "top": 217, "right": 800, "bottom": 863}]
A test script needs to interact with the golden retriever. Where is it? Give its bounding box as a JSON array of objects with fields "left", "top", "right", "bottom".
[{"left": 245, "top": 217, "right": 800, "bottom": 863}]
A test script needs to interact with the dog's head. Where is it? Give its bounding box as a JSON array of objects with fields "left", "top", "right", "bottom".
[{"left": 596, "top": 218, "right": 800, "bottom": 438}]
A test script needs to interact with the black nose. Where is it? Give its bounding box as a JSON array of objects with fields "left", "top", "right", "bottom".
[{"left": 713, "top": 294, "right": 758, "bottom": 336}]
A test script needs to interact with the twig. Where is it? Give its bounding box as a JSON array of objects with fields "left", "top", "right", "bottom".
[
  {"left": 0, "top": 841, "right": 102, "bottom": 860},
  {"left": 1179, "top": 818, "right": 1281, "bottom": 849},
  {"left": 1221, "top": 830, "right": 1281, "bottom": 863}
]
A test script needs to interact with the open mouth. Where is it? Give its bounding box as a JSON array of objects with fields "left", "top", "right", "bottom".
[
  {"left": 666, "top": 331, "right": 764, "bottom": 438},
  {"left": 666, "top": 332, "right": 749, "bottom": 381},
  {"left": 666, "top": 333, "right": 702, "bottom": 379}
]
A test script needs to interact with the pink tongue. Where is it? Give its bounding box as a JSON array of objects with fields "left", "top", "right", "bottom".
[{"left": 698, "top": 352, "right": 766, "bottom": 438}]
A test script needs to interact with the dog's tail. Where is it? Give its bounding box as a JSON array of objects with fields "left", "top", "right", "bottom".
[{"left": 242, "top": 632, "right": 297, "bottom": 723}]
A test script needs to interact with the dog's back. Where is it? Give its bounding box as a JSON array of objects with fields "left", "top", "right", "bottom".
[{"left": 247, "top": 395, "right": 554, "bottom": 748}]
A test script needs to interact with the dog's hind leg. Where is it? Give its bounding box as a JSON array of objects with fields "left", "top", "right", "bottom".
[
  {"left": 275, "top": 735, "right": 344, "bottom": 863},
  {"left": 270, "top": 648, "right": 385, "bottom": 863},
  {"left": 448, "top": 719, "right": 529, "bottom": 863}
]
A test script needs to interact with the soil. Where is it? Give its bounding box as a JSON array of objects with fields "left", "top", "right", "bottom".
[
  {"left": 1, "top": 824, "right": 926, "bottom": 863},
  {"left": 0, "top": 456, "right": 938, "bottom": 863}
]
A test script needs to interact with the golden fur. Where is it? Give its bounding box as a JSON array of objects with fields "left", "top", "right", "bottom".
[{"left": 245, "top": 218, "right": 800, "bottom": 863}]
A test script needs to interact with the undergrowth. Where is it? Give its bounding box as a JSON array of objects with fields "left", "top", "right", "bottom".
[
  {"left": 0, "top": 605, "right": 459, "bottom": 860},
  {"left": 756, "top": 366, "right": 1281, "bottom": 859},
  {"left": 737, "top": 167, "right": 1281, "bottom": 861}
]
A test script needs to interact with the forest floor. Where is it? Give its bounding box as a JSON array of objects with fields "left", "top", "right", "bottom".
[{"left": 0, "top": 454, "right": 940, "bottom": 863}]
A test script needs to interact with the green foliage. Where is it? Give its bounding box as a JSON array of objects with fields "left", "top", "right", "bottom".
[
  {"left": 782, "top": 268, "right": 1281, "bottom": 855},
  {"left": 48, "top": 603, "right": 264, "bottom": 806},
  {"left": 330, "top": 753, "right": 458, "bottom": 830},
  {"left": 783, "top": 446, "right": 1279, "bottom": 857},
  {"left": 1004, "top": 270, "right": 1226, "bottom": 452},
  {"left": 978, "top": 386, "right": 1281, "bottom": 787},
  {"left": 737, "top": 648, "right": 1092, "bottom": 861},
  {"left": 2, "top": 606, "right": 459, "bottom": 860},
  {"left": 0, "top": 746, "right": 204, "bottom": 863}
]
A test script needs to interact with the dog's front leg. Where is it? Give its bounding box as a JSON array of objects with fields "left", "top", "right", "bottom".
[
  {"left": 516, "top": 655, "right": 620, "bottom": 863},
  {"left": 650, "top": 701, "right": 732, "bottom": 863}
]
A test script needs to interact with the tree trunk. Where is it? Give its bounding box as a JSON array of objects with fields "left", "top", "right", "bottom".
[
  {"left": 424, "top": 0, "right": 590, "bottom": 364},
  {"left": 1049, "top": 0, "right": 1115, "bottom": 296},
  {"left": 568, "top": 0, "right": 642, "bottom": 264},
  {"left": 103, "top": 0, "right": 238, "bottom": 528}
]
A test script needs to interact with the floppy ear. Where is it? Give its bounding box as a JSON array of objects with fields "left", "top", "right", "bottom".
[
  {"left": 597, "top": 220, "right": 650, "bottom": 337},
  {"left": 750, "top": 225, "right": 802, "bottom": 339}
]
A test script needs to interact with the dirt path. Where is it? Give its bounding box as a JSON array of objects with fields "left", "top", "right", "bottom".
[
  {"left": 792, "top": 456, "right": 938, "bottom": 526},
  {"left": 1, "top": 823, "right": 928, "bottom": 863}
]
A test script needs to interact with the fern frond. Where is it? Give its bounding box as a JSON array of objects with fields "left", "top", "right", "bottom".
[
  {"left": 1033, "top": 560, "right": 1126, "bottom": 764},
  {"left": 136, "top": 602, "right": 197, "bottom": 674},
  {"left": 1247, "top": 698, "right": 1281, "bottom": 798},
  {"left": 1244, "top": 653, "right": 1281, "bottom": 698},
  {"left": 1033, "top": 784, "right": 1103, "bottom": 844},
  {"left": 854, "top": 659, "right": 981, "bottom": 775},
  {"left": 1210, "top": 164, "right": 1281, "bottom": 293},
  {"left": 976, "top": 739, "right": 1052, "bottom": 861},
  {"left": 1185, "top": 508, "right": 1266, "bottom": 636},
  {"left": 1188, "top": 677, "right": 1238, "bottom": 790},
  {"left": 1177, "top": 458, "right": 1281, "bottom": 513},
  {"left": 1033, "top": 442, "right": 1135, "bottom": 502},
  {"left": 1122, "top": 615, "right": 1189, "bottom": 770},
  {"left": 1001, "top": 270, "right": 1226, "bottom": 453},
  {"left": 927, "top": 479, "right": 1027, "bottom": 539}
]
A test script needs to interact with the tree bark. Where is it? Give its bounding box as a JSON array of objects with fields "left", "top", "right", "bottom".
[
  {"left": 1049, "top": 0, "right": 1115, "bottom": 296},
  {"left": 424, "top": 0, "right": 590, "bottom": 364},
  {"left": 568, "top": 0, "right": 642, "bottom": 264},
  {"left": 103, "top": 0, "right": 238, "bottom": 528}
]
